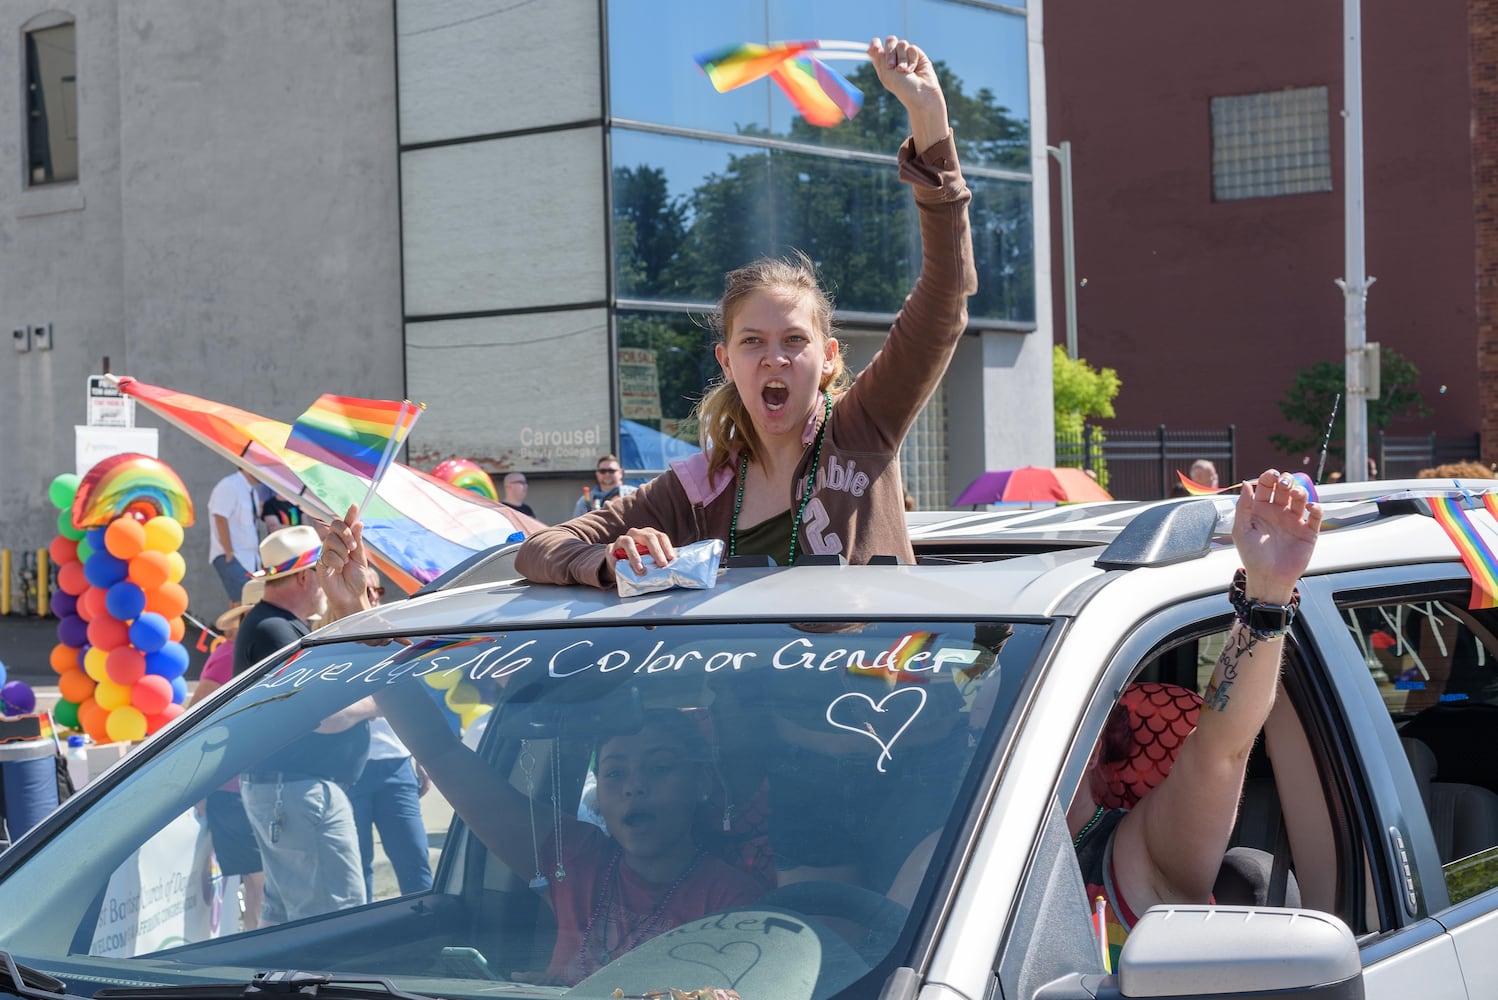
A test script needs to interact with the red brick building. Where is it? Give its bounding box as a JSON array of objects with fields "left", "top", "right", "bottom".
[{"left": 1045, "top": 1, "right": 1488, "bottom": 477}]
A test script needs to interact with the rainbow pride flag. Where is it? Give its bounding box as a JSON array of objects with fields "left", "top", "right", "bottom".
[
  {"left": 1175, "top": 469, "right": 1319, "bottom": 503},
  {"left": 696, "top": 40, "right": 866, "bottom": 127},
  {"left": 1429, "top": 495, "right": 1498, "bottom": 609},
  {"left": 1176, "top": 470, "right": 1232, "bottom": 496},
  {"left": 286, "top": 395, "right": 423, "bottom": 482}
]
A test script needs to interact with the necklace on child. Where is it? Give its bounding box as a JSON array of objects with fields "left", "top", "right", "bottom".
[
  {"left": 577, "top": 846, "right": 704, "bottom": 975},
  {"left": 728, "top": 391, "right": 831, "bottom": 567},
  {"left": 1073, "top": 805, "right": 1106, "bottom": 848}
]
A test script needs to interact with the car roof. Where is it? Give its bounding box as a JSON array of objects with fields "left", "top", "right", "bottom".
[{"left": 308, "top": 478, "right": 1484, "bottom": 642}]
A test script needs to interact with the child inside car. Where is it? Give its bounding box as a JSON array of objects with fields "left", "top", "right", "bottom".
[{"left": 373, "top": 694, "right": 763, "bottom": 986}]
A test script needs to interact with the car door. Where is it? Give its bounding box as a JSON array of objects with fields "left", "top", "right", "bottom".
[
  {"left": 990, "top": 586, "right": 1468, "bottom": 1000},
  {"left": 1301, "top": 565, "right": 1498, "bottom": 993}
]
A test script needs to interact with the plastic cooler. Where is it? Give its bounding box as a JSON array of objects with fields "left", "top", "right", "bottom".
[{"left": 0, "top": 715, "right": 60, "bottom": 843}]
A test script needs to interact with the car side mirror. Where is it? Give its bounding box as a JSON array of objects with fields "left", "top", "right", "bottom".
[
  {"left": 1036, "top": 904, "right": 1363, "bottom": 999},
  {"left": 1120, "top": 905, "right": 1361, "bottom": 997}
]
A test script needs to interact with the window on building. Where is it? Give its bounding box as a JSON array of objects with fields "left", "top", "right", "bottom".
[
  {"left": 25, "top": 18, "right": 79, "bottom": 186},
  {"left": 1210, "top": 86, "right": 1330, "bottom": 202},
  {"left": 900, "top": 381, "right": 948, "bottom": 511}
]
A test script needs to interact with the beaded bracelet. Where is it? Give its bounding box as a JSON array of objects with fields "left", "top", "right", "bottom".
[{"left": 1228, "top": 568, "right": 1300, "bottom": 640}]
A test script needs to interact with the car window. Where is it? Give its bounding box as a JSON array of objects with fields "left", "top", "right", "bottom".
[
  {"left": 1001, "top": 616, "right": 1360, "bottom": 999},
  {"left": 1136, "top": 627, "right": 1354, "bottom": 924},
  {"left": 1339, "top": 591, "right": 1498, "bottom": 904},
  {"left": 0, "top": 618, "right": 1046, "bottom": 1000}
]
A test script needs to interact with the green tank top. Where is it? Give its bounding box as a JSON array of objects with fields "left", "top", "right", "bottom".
[{"left": 733, "top": 509, "right": 796, "bottom": 565}]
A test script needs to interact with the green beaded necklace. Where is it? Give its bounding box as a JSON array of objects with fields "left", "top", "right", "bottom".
[
  {"left": 729, "top": 390, "right": 831, "bottom": 567},
  {"left": 1072, "top": 805, "right": 1106, "bottom": 848}
]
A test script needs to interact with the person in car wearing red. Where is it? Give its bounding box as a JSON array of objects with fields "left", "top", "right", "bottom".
[{"left": 1071, "top": 470, "right": 1321, "bottom": 966}]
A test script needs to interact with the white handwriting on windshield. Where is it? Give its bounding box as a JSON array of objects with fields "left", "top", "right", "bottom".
[{"left": 252, "top": 636, "right": 977, "bottom": 692}]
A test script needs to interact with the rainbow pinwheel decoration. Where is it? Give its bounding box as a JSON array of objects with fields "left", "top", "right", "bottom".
[{"left": 695, "top": 39, "right": 867, "bottom": 127}]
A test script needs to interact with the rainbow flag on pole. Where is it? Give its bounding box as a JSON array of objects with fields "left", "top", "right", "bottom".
[
  {"left": 286, "top": 395, "right": 423, "bottom": 481},
  {"left": 286, "top": 394, "right": 424, "bottom": 512}
]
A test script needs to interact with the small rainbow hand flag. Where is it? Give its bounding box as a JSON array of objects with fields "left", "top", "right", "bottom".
[
  {"left": 286, "top": 394, "right": 424, "bottom": 509},
  {"left": 696, "top": 40, "right": 866, "bottom": 128},
  {"left": 1176, "top": 470, "right": 1232, "bottom": 496},
  {"left": 1176, "top": 469, "right": 1319, "bottom": 503}
]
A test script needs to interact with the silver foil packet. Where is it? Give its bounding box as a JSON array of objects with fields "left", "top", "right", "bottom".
[{"left": 615, "top": 538, "right": 725, "bottom": 598}]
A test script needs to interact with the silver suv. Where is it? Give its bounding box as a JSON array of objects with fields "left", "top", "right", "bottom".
[{"left": 2, "top": 480, "right": 1496, "bottom": 1000}]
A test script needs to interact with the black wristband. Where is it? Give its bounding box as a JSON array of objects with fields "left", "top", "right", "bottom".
[{"left": 1229, "top": 568, "right": 1299, "bottom": 640}]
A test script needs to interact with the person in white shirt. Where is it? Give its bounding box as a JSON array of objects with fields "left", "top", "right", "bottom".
[{"left": 208, "top": 469, "right": 268, "bottom": 607}]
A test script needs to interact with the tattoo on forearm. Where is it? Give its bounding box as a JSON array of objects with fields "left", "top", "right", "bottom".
[{"left": 1202, "top": 627, "right": 1263, "bottom": 713}]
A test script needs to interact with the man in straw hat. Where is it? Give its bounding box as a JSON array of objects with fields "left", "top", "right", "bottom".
[
  {"left": 233, "top": 526, "right": 326, "bottom": 676},
  {"left": 235, "top": 526, "right": 370, "bottom": 924}
]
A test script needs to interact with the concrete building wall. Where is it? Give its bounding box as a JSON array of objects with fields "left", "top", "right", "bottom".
[
  {"left": 948, "top": 5, "right": 1058, "bottom": 501},
  {"left": 395, "top": 0, "right": 610, "bottom": 490},
  {"left": 0, "top": 0, "right": 404, "bottom": 608}
]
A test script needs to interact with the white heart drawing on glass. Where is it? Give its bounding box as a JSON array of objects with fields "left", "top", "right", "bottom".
[{"left": 824, "top": 687, "right": 929, "bottom": 773}]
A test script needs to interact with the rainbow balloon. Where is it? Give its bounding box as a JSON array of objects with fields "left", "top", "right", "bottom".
[
  {"left": 696, "top": 39, "right": 867, "bottom": 128},
  {"left": 72, "top": 453, "right": 196, "bottom": 528},
  {"left": 432, "top": 459, "right": 499, "bottom": 502}
]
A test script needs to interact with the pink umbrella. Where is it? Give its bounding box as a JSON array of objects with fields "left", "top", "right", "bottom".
[{"left": 953, "top": 467, "right": 1113, "bottom": 506}]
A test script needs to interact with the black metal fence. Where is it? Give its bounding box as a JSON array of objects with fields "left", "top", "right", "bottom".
[
  {"left": 1376, "top": 432, "right": 1482, "bottom": 479},
  {"left": 1057, "top": 425, "right": 1236, "bottom": 501},
  {"left": 1057, "top": 426, "right": 1483, "bottom": 500}
]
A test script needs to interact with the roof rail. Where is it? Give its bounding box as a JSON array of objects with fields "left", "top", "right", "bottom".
[
  {"left": 417, "top": 543, "right": 524, "bottom": 596},
  {"left": 1094, "top": 499, "right": 1218, "bottom": 571}
]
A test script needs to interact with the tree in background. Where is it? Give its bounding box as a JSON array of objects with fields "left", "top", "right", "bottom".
[
  {"left": 1053, "top": 346, "right": 1120, "bottom": 489},
  {"left": 612, "top": 60, "right": 1032, "bottom": 318},
  {"left": 1270, "top": 346, "right": 1430, "bottom": 468}
]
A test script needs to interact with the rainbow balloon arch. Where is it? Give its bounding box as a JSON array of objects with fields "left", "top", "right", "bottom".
[{"left": 46, "top": 452, "right": 195, "bottom": 744}]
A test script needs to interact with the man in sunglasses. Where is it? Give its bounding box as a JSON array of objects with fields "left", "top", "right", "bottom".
[{"left": 573, "top": 454, "right": 637, "bottom": 519}]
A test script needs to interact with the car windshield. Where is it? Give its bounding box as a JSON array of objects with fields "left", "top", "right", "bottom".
[{"left": 0, "top": 617, "right": 1047, "bottom": 1000}]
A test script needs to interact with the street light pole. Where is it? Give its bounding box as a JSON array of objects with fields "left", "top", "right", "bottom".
[
  {"left": 1047, "top": 141, "right": 1078, "bottom": 360},
  {"left": 1338, "top": 0, "right": 1374, "bottom": 481}
]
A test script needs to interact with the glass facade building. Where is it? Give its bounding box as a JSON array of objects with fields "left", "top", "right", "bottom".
[{"left": 397, "top": 0, "right": 1036, "bottom": 509}]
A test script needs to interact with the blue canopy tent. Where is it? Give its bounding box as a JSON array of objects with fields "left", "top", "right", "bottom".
[{"left": 620, "top": 419, "right": 701, "bottom": 475}]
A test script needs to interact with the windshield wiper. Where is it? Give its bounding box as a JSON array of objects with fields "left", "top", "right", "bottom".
[
  {"left": 0, "top": 950, "right": 70, "bottom": 999},
  {"left": 95, "top": 971, "right": 436, "bottom": 1000}
]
